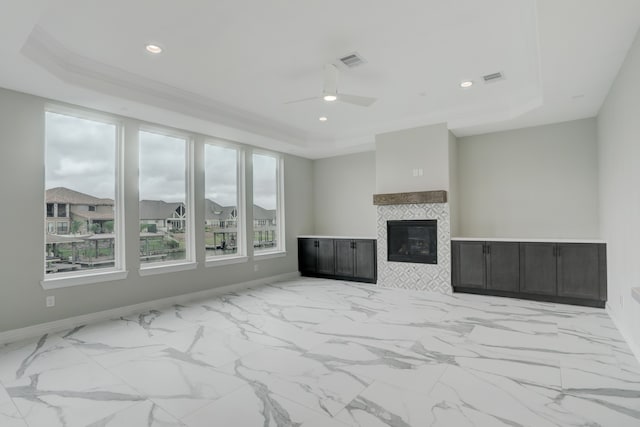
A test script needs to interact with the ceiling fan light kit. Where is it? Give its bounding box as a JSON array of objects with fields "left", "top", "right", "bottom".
[{"left": 285, "top": 63, "right": 377, "bottom": 107}]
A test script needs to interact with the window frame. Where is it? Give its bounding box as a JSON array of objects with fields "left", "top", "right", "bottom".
[
  {"left": 204, "top": 140, "right": 247, "bottom": 267},
  {"left": 42, "top": 105, "right": 127, "bottom": 290},
  {"left": 251, "top": 150, "right": 285, "bottom": 258},
  {"left": 138, "top": 126, "right": 197, "bottom": 276}
]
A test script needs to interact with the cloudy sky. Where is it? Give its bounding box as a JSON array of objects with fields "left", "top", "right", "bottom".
[{"left": 46, "top": 112, "right": 277, "bottom": 209}]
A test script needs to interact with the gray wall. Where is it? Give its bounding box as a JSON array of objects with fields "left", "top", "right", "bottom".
[
  {"left": 312, "top": 151, "right": 377, "bottom": 237},
  {"left": 457, "top": 118, "right": 600, "bottom": 238},
  {"left": 375, "top": 123, "right": 450, "bottom": 194},
  {"left": 597, "top": 29, "right": 640, "bottom": 356},
  {"left": 0, "top": 87, "right": 314, "bottom": 332},
  {"left": 448, "top": 131, "right": 459, "bottom": 237}
]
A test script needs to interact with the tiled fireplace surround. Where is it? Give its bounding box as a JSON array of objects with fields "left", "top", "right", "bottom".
[{"left": 374, "top": 191, "right": 451, "bottom": 294}]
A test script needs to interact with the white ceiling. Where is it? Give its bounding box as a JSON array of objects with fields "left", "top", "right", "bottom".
[{"left": 1, "top": 0, "right": 639, "bottom": 158}]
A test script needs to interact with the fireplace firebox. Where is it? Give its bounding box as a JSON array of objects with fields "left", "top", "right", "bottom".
[{"left": 387, "top": 220, "right": 437, "bottom": 264}]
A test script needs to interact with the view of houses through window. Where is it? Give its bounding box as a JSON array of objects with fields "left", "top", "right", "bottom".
[
  {"left": 45, "top": 109, "right": 283, "bottom": 279},
  {"left": 139, "top": 130, "right": 189, "bottom": 265},
  {"left": 44, "top": 111, "right": 119, "bottom": 275},
  {"left": 205, "top": 144, "right": 240, "bottom": 258},
  {"left": 252, "top": 153, "right": 280, "bottom": 252}
]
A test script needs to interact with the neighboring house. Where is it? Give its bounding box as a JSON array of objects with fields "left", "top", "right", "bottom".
[
  {"left": 46, "top": 187, "right": 276, "bottom": 239},
  {"left": 139, "top": 200, "right": 186, "bottom": 232},
  {"left": 46, "top": 187, "right": 114, "bottom": 235}
]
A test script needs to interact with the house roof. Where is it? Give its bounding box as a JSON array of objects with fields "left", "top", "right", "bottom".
[
  {"left": 205, "top": 199, "right": 275, "bottom": 221},
  {"left": 46, "top": 188, "right": 275, "bottom": 221},
  {"left": 253, "top": 205, "right": 276, "bottom": 221},
  {"left": 139, "top": 200, "right": 183, "bottom": 220},
  {"left": 46, "top": 187, "right": 113, "bottom": 205}
]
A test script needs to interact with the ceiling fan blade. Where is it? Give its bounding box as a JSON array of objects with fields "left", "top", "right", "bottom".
[
  {"left": 337, "top": 93, "right": 377, "bottom": 107},
  {"left": 323, "top": 64, "right": 338, "bottom": 95},
  {"left": 283, "top": 96, "right": 319, "bottom": 105}
]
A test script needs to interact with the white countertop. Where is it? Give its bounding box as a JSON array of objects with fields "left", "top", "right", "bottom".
[
  {"left": 298, "top": 235, "right": 377, "bottom": 240},
  {"left": 451, "top": 237, "right": 606, "bottom": 244}
]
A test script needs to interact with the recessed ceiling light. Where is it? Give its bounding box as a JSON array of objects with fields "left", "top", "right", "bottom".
[
  {"left": 319, "top": 116, "right": 328, "bottom": 122},
  {"left": 323, "top": 94, "right": 337, "bottom": 102},
  {"left": 145, "top": 44, "right": 163, "bottom": 54},
  {"left": 460, "top": 80, "right": 473, "bottom": 88}
]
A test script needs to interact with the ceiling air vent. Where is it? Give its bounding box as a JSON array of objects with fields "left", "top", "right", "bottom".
[
  {"left": 338, "top": 52, "right": 366, "bottom": 68},
  {"left": 483, "top": 72, "right": 504, "bottom": 83}
]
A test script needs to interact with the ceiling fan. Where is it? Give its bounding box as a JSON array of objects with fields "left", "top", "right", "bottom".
[{"left": 285, "top": 64, "right": 377, "bottom": 107}]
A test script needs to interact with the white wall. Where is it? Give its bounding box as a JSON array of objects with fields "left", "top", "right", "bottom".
[
  {"left": 457, "top": 118, "right": 599, "bottom": 238},
  {"left": 375, "top": 123, "right": 450, "bottom": 194},
  {"left": 0, "top": 87, "right": 314, "bottom": 332},
  {"left": 312, "top": 151, "right": 377, "bottom": 237},
  {"left": 598, "top": 29, "right": 640, "bottom": 358}
]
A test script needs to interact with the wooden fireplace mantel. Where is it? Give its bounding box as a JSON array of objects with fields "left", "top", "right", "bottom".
[{"left": 373, "top": 190, "right": 447, "bottom": 205}]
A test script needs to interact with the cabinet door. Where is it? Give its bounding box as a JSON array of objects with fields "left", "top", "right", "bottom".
[
  {"left": 486, "top": 242, "right": 519, "bottom": 292},
  {"left": 316, "top": 239, "right": 335, "bottom": 275},
  {"left": 520, "top": 243, "right": 556, "bottom": 295},
  {"left": 334, "top": 240, "right": 355, "bottom": 277},
  {"left": 557, "top": 244, "right": 600, "bottom": 299},
  {"left": 354, "top": 239, "right": 376, "bottom": 281},
  {"left": 454, "top": 241, "right": 486, "bottom": 288},
  {"left": 298, "top": 239, "right": 317, "bottom": 273}
]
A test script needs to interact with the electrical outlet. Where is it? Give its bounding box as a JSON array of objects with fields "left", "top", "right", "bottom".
[
  {"left": 254, "top": 264, "right": 259, "bottom": 272},
  {"left": 412, "top": 169, "right": 418, "bottom": 177},
  {"left": 418, "top": 168, "right": 424, "bottom": 176},
  {"left": 46, "top": 296, "right": 55, "bottom": 308}
]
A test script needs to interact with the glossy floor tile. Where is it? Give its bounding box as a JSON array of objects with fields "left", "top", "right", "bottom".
[{"left": 1, "top": 277, "right": 639, "bottom": 426}]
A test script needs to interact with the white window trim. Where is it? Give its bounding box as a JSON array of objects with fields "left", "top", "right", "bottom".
[
  {"left": 139, "top": 261, "right": 198, "bottom": 277},
  {"left": 204, "top": 141, "right": 246, "bottom": 262},
  {"left": 41, "top": 269, "right": 128, "bottom": 290},
  {"left": 252, "top": 151, "right": 286, "bottom": 255},
  {"left": 205, "top": 255, "right": 249, "bottom": 268},
  {"left": 138, "top": 128, "right": 196, "bottom": 274},
  {"left": 254, "top": 251, "right": 287, "bottom": 260},
  {"left": 42, "top": 106, "right": 126, "bottom": 290}
]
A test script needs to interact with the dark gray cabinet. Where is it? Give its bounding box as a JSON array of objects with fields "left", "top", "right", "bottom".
[
  {"left": 298, "top": 238, "right": 334, "bottom": 276},
  {"left": 298, "top": 237, "right": 376, "bottom": 283},
  {"left": 453, "top": 240, "right": 606, "bottom": 307},
  {"left": 452, "top": 241, "right": 519, "bottom": 291},
  {"left": 487, "top": 242, "right": 520, "bottom": 292},
  {"left": 520, "top": 243, "right": 557, "bottom": 295},
  {"left": 556, "top": 243, "right": 605, "bottom": 300},
  {"left": 317, "top": 239, "right": 335, "bottom": 275},
  {"left": 453, "top": 241, "right": 486, "bottom": 289}
]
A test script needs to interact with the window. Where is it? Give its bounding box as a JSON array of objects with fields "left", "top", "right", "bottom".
[
  {"left": 88, "top": 206, "right": 96, "bottom": 212},
  {"left": 56, "top": 221, "right": 69, "bottom": 234},
  {"left": 139, "top": 130, "right": 192, "bottom": 267},
  {"left": 205, "top": 143, "right": 243, "bottom": 260},
  {"left": 44, "top": 110, "right": 122, "bottom": 278},
  {"left": 252, "top": 153, "right": 284, "bottom": 254}
]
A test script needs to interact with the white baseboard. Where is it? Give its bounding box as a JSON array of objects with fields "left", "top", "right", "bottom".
[
  {"left": 606, "top": 302, "right": 640, "bottom": 364},
  {"left": 0, "top": 272, "right": 300, "bottom": 346}
]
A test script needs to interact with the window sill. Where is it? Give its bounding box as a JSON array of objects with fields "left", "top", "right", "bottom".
[
  {"left": 205, "top": 255, "right": 248, "bottom": 268},
  {"left": 41, "top": 269, "right": 128, "bottom": 290},
  {"left": 139, "top": 261, "right": 198, "bottom": 277},
  {"left": 254, "top": 250, "right": 287, "bottom": 260}
]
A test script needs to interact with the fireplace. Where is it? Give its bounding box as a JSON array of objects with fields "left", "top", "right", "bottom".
[{"left": 387, "top": 220, "right": 437, "bottom": 264}]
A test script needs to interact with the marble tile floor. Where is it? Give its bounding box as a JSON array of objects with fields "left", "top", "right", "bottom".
[{"left": 1, "top": 277, "right": 639, "bottom": 427}]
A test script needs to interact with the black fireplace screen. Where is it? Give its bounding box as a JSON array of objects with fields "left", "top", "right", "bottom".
[{"left": 387, "top": 220, "right": 437, "bottom": 264}]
